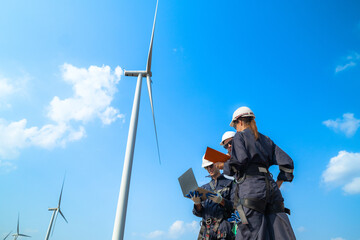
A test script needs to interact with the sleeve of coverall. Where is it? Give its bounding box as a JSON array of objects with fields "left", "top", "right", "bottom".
[
  {"left": 192, "top": 204, "right": 203, "bottom": 217},
  {"left": 224, "top": 133, "right": 248, "bottom": 176},
  {"left": 272, "top": 143, "right": 294, "bottom": 182},
  {"left": 223, "top": 181, "right": 236, "bottom": 217}
]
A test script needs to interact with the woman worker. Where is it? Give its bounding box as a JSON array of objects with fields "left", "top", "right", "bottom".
[{"left": 218, "top": 106, "right": 296, "bottom": 240}]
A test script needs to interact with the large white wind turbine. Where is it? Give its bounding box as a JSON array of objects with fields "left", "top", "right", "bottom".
[
  {"left": 112, "top": 1, "right": 160, "bottom": 239},
  {"left": 12, "top": 214, "right": 30, "bottom": 240},
  {"left": 44, "top": 178, "right": 68, "bottom": 240}
]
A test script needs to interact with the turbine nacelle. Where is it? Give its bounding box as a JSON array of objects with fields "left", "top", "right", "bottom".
[{"left": 124, "top": 71, "right": 151, "bottom": 77}]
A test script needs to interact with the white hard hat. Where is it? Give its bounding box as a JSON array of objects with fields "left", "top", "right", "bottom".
[
  {"left": 220, "top": 131, "right": 236, "bottom": 145},
  {"left": 202, "top": 155, "right": 213, "bottom": 168},
  {"left": 229, "top": 106, "right": 255, "bottom": 127}
]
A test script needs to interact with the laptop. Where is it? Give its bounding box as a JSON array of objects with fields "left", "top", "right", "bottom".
[{"left": 178, "top": 168, "right": 212, "bottom": 200}]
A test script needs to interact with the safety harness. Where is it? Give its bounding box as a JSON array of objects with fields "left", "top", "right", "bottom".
[
  {"left": 233, "top": 164, "right": 291, "bottom": 225},
  {"left": 197, "top": 178, "right": 232, "bottom": 240},
  {"left": 198, "top": 217, "right": 226, "bottom": 240}
]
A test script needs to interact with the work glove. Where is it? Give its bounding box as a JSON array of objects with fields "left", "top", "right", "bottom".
[
  {"left": 186, "top": 191, "right": 202, "bottom": 204},
  {"left": 227, "top": 210, "right": 241, "bottom": 224},
  {"left": 206, "top": 192, "right": 223, "bottom": 204}
]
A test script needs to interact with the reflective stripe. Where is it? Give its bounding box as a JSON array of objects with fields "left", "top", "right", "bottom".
[
  {"left": 279, "top": 166, "right": 293, "bottom": 173},
  {"left": 236, "top": 204, "right": 249, "bottom": 225},
  {"left": 258, "top": 167, "right": 268, "bottom": 173}
]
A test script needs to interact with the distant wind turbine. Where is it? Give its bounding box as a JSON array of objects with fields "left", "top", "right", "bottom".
[
  {"left": 3, "top": 231, "right": 11, "bottom": 240},
  {"left": 112, "top": 0, "right": 160, "bottom": 239},
  {"left": 12, "top": 214, "right": 30, "bottom": 240},
  {"left": 44, "top": 178, "right": 68, "bottom": 240}
]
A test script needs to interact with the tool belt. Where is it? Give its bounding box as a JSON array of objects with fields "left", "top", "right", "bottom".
[
  {"left": 233, "top": 165, "right": 291, "bottom": 225},
  {"left": 198, "top": 217, "right": 227, "bottom": 240}
]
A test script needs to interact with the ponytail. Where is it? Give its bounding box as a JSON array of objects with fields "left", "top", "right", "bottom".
[
  {"left": 249, "top": 119, "right": 259, "bottom": 140},
  {"left": 239, "top": 117, "right": 259, "bottom": 140}
]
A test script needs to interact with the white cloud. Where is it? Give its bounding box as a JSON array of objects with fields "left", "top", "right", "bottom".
[
  {"left": 323, "top": 113, "right": 360, "bottom": 137},
  {"left": 0, "top": 63, "right": 123, "bottom": 161},
  {"left": 335, "top": 52, "right": 360, "bottom": 73},
  {"left": 0, "top": 119, "right": 85, "bottom": 159},
  {"left": 0, "top": 77, "right": 15, "bottom": 98},
  {"left": 48, "top": 63, "right": 123, "bottom": 125},
  {"left": 0, "top": 73, "right": 29, "bottom": 109},
  {"left": 342, "top": 177, "right": 360, "bottom": 194},
  {"left": 146, "top": 230, "right": 165, "bottom": 239},
  {"left": 335, "top": 62, "right": 356, "bottom": 73},
  {"left": 169, "top": 221, "right": 198, "bottom": 239},
  {"left": 331, "top": 238, "right": 345, "bottom": 240},
  {"left": 0, "top": 161, "right": 17, "bottom": 173},
  {"left": 322, "top": 151, "right": 360, "bottom": 194},
  {"left": 168, "top": 221, "right": 186, "bottom": 238},
  {"left": 139, "top": 220, "right": 199, "bottom": 239}
]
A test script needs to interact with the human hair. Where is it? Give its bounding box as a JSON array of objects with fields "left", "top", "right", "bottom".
[{"left": 236, "top": 117, "right": 259, "bottom": 140}]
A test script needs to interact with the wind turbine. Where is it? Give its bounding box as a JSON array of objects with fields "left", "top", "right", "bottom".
[
  {"left": 3, "top": 231, "right": 11, "bottom": 240},
  {"left": 112, "top": 0, "right": 160, "bottom": 239},
  {"left": 12, "top": 214, "right": 30, "bottom": 240},
  {"left": 44, "top": 178, "right": 68, "bottom": 240}
]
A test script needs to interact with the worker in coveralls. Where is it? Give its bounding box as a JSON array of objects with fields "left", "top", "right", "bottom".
[
  {"left": 219, "top": 106, "right": 296, "bottom": 240},
  {"left": 186, "top": 155, "right": 235, "bottom": 240},
  {"left": 219, "top": 131, "right": 241, "bottom": 230}
]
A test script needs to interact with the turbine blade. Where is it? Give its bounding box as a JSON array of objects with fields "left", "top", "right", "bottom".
[
  {"left": 146, "top": 0, "right": 159, "bottom": 74},
  {"left": 51, "top": 210, "right": 59, "bottom": 236},
  {"left": 3, "top": 231, "right": 11, "bottom": 240},
  {"left": 58, "top": 176, "right": 66, "bottom": 207},
  {"left": 18, "top": 234, "right": 30, "bottom": 238},
  {"left": 58, "top": 209, "right": 68, "bottom": 223},
  {"left": 146, "top": 75, "right": 161, "bottom": 164}
]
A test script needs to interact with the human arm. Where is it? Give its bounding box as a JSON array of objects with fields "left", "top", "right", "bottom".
[
  {"left": 272, "top": 144, "right": 294, "bottom": 183},
  {"left": 205, "top": 180, "right": 234, "bottom": 216},
  {"left": 214, "top": 162, "right": 224, "bottom": 170},
  {"left": 223, "top": 134, "right": 248, "bottom": 176}
]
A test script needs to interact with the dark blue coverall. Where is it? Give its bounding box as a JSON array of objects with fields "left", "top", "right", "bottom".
[
  {"left": 193, "top": 174, "right": 235, "bottom": 240},
  {"left": 223, "top": 128, "right": 296, "bottom": 240}
]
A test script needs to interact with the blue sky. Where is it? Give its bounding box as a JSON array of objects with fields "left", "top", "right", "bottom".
[{"left": 0, "top": 0, "right": 360, "bottom": 239}]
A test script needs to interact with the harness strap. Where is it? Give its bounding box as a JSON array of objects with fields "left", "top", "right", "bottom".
[
  {"left": 209, "top": 180, "right": 216, "bottom": 192},
  {"left": 213, "top": 219, "right": 220, "bottom": 238},
  {"left": 198, "top": 221, "right": 206, "bottom": 240},
  {"left": 233, "top": 181, "right": 248, "bottom": 225},
  {"left": 205, "top": 221, "right": 211, "bottom": 240},
  {"left": 240, "top": 198, "right": 266, "bottom": 214},
  {"left": 235, "top": 204, "right": 248, "bottom": 225},
  {"left": 201, "top": 218, "right": 223, "bottom": 240},
  {"left": 266, "top": 201, "right": 291, "bottom": 215},
  {"left": 233, "top": 165, "right": 291, "bottom": 226}
]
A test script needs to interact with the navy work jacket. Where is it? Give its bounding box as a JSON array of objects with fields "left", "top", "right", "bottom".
[{"left": 193, "top": 174, "right": 234, "bottom": 220}]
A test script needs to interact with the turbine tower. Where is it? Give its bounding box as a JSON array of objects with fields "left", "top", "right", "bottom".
[
  {"left": 44, "top": 178, "right": 68, "bottom": 240},
  {"left": 12, "top": 214, "right": 30, "bottom": 240},
  {"left": 112, "top": 1, "right": 160, "bottom": 239}
]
